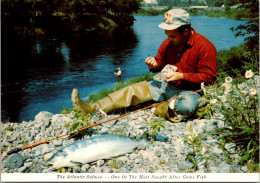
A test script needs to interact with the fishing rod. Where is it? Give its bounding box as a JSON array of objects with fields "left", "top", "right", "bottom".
[{"left": 5, "top": 76, "right": 245, "bottom": 168}]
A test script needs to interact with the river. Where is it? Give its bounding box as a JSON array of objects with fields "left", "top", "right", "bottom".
[{"left": 1, "top": 15, "right": 247, "bottom": 122}]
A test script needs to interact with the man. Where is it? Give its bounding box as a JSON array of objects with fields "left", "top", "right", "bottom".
[
  {"left": 71, "top": 9, "right": 217, "bottom": 122},
  {"left": 114, "top": 68, "right": 122, "bottom": 83}
]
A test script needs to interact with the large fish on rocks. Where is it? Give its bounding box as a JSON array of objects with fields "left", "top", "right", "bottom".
[{"left": 47, "top": 134, "right": 148, "bottom": 169}]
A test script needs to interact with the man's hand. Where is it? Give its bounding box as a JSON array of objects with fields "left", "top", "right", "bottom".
[
  {"left": 145, "top": 56, "right": 158, "bottom": 69},
  {"left": 166, "top": 72, "right": 184, "bottom": 83}
]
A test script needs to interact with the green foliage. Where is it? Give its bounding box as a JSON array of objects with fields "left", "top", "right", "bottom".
[
  {"left": 187, "top": 8, "right": 250, "bottom": 20},
  {"left": 137, "top": 7, "right": 167, "bottom": 15},
  {"left": 184, "top": 123, "right": 217, "bottom": 171},
  {"left": 247, "top": 160, "right": 260, "bottom": 173},
  {"left": 207, "top": 73, "right": 259, "bottom": 165},
  {"left": 109, "top": 128, "right": 126, "bottom": 136},
  {"left": 108, "top": 159, "right": 123, "bottom": 169},
  {"left": 147, "top": 117, "right": 165, "bottom": 141},
  {"left": 2, "top": 0, "right": 141, "bottom": 35},
  {"left": 196, "top": 94, "right": 215, "bottom": 120},
  {"left": 230, "top": 0, "right": 259, "bottom": 50},
  {"left": 216, "top": 44, "right": 259, "bottom": 79},
  {"left": 62, "top": 107, "right": 93, "bottom": 139}
]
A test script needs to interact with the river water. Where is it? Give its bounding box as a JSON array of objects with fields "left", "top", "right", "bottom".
[{"left": 1, "top": 15, "right": 247, "bottom": 122}]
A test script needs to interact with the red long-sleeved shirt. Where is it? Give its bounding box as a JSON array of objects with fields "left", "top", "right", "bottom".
[{"left": 153, "top": 28, "right": 217, "bottom": 91}]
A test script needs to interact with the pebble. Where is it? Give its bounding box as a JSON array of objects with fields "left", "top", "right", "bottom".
[{"left": 178, "top": 161, "right": 194, "bottom": 170}]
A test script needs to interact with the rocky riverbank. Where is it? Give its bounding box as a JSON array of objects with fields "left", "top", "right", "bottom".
[{"left": 1, "top": 106, "right": 250, "bottom": 174}]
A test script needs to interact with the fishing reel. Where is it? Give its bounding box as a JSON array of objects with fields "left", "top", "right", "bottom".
[{"left": 6, "top": 148, "right": 24, "bottom": 169}]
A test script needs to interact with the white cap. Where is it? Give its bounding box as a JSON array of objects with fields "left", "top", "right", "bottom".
[{"left": 158, "top": 9, "right": 191, "bottom": 30}]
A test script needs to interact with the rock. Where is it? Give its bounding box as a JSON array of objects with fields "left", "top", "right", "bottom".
[
  {"left": 136, "top": 168, "right": 147, "bottom": 173},
  {"left": 224, "top": 143, "right": 236, "bottom": 153},
  {"left": 41, "top": 144, "right": 50, "bottom": 154},
  {"left": 81, "top": 164, "right": 90, "bottom": 172},
  {"left": 117, "top": 156, "right": 128, "bottom": 163},
  {"left": 44, "top": 153, "right": 53, "bottom": 161},
  {"left": 129, "top": 154, "right": 138, "bottom": 160},
  {"left": 96, "top": 160, "right": 105, "bottom": 167},
  {"left": 43, "top": 119, "right": 51, "bottom": 128},
  {"left": 18, "top": 166, "right": 28, "bottom": 173},
  {"left": 178, "top": 161, "right": 194, "bottom": 170},
  {"left": 139, "top": 150, "right": 156, "bottom": 161},
  {"left": 24, "top": 162, "right": 33, "bottom": 168},
  {"left": 240, "top": 166, "right": 248, "bottom": 172},
  {"left": 156, "top": 134, "right": 169, "bottom": 142},
  {"left": 52, "top": 139, "right": 62, "bottom": 146},
  {"left": 218, "top": 163, "right": 231, "bottom": 173},
  {"left": 35, "top": 111, "right": 54, "bottom": 123},
  {"left": 134, "top": 159, "right": 142, "bottom": 164},
  {"left": 51, "top": 114, "right": 71, "bottom": 126},
  {"left": 102, "top": 167, "right": 112, "bottom": 173},
  {"left": 208, "top": 166, "right": 218, "bottom": 173},
  {"left": 93, "top": 167, "right": 102, "bottom": 173},
  {"left": 211, "top": 146, "right": 223, "bottom": 155}
]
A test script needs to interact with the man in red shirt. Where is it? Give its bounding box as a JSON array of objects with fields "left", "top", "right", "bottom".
[
  {"left": 71, "top": 9, "right": 216, "bottom": 122},
  {"left": 145, "top": 8, "right": 217, "bottom": 121}
]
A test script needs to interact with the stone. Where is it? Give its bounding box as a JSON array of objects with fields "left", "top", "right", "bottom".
[
  {"left": 18, "top": 166, "right": 28, "bottom": 173},
  {"left": 134, "top": 159, "right": 142, "bottom": 164},
  {"left": 35, "top": 111, "right": 54, "bottom": 123},
  {"left": 211, "top": 146, "right": 223, "bottom": 155},
  {"left": 24, "top": 162, "right": 33, "bottom": 168},
  {"left": 178, "top": 161, "right": 194, "bottom": 170},
  {"left": 51, "top": 114, "right": 71, "bottom": 126},
  {"left": 218, "top": 163, "right": 231, "bottom": 173},
  {"left": 43, "top": 119, "right": 51, "bottom": 128},
  {"left": 41, "top": 144, "right": 50, "bottom": 154},
  {"left": 52, "top": 139, "right": 62, "bottom": 146},
  {"left": 136, "top": 168, "right": 146, "bottom": 173},
  {"left": 156, "top": 134, "right": 169, "bottom": 142},
  {"left": 44, "top": 153, "right": 53, "bottom": 161},
  {"left": 81, "top": 164, "right": 90, "bottom": 172},
  {"left": 240, "top": 166, "right": 248, "bottom": 172},
  {"left": 129, "top": 154, "right": 138, "bottom": 160},
  {"left": 139, "top": 150, "right": 156, "bottom": 161},
  {"left": 93, "top": 167, "right": 102, "bottom": 173},
  {"left": 96, "top": 160, "right": 105, "bottom": 167}
]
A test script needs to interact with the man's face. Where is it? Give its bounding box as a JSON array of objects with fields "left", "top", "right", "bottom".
[{"left": 165, "top": 29, "right": 187, "bottom": 46}]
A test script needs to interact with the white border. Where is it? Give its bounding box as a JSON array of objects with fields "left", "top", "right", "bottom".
[{"left": 1, "top": 173, "right": 259, "bottom": 182}]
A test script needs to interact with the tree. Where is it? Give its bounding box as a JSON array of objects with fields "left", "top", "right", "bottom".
[
  {"left": 205, "top": 0, "right": 215, "bottom": 7},
  {"left": 230, "top": 0, "right": 259, "bottom": 50}
]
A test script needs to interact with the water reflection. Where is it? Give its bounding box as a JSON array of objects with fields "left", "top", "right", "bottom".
[{"left": 1, "top": 26, "right": 138, "bottom": 122}]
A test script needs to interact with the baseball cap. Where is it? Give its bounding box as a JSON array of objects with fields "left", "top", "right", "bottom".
[{"left": 158, "top": 9, "right": 191, "bottom": 30}]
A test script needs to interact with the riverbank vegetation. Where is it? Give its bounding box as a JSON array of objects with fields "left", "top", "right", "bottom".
[
  {"left": 138, "top": 0, "right": 257, "bottom": 21},
  {"left": 1, "top": 0, "right": 141, "bottom": 37}
]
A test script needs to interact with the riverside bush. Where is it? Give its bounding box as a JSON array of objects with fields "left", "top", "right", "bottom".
[{"left": 204, "top": 71, "right": 259, "bottom": 169}]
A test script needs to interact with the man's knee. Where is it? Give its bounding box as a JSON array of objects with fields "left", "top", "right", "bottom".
[{"left": 175, "top": 94, "right": 200, "bottom": 116}]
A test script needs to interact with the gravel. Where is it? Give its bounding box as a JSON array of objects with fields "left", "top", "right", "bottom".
[{"left": 1, "top": 108, "right": 247, "bottom": 173}]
